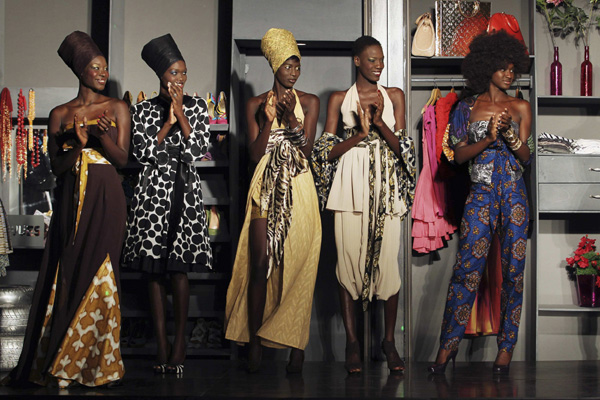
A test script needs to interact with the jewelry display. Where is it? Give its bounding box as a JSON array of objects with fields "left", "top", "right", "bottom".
[
  {"left": 16, "top": 89, "right": 27, "bottom": 182},
  {"left": 0, "top": 88, "right": 12, "bottom": 181}
]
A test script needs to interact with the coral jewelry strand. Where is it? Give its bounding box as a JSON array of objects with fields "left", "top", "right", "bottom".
[
  {"left": 16, "top": 89, "right": 27, "bottom": 183},
  {"left": 0, "top": 88, "right": 13, "bottom": 181},
  {"left": 27, "top": 89, "right": 35, "bottom": 151},
  {"left": 42, "top": 128, "right": 48, "bottom": 155},
  {"left": 30, "top": 129, "right": 40, "bottom": 168}
]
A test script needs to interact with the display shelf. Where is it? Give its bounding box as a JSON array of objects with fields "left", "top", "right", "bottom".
[
  {"left": 209, "top": 124, "right": 229, "bottom": 131},
  {"left": 203, "top": 197, "right": 229, "bottom": 206},
  {"left": 122, "top": 309, "right": 224, "bottom": 319},
  {"left": 121, "top": 272, "right": 228, "bottom": 281},
  {"left": 121, "top": 346, "right": 230, "bottom": 357},
  {"left": 537, "top": 96, "right": 600, "bottom": 106},
  {"left": 538, "top": 304, "right": 600, "bottom": 313},
  {"left": 193, "top": 160, "right": 229, "bottom": 168}
]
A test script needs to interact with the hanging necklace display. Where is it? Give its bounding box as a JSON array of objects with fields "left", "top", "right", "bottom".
[
  {"left": 16, "top": 89, "right": 27, "bottom": 183},
  {"left": 27, "top": 89, "right": 35, "bottom": 151},
  {"left": 0, "top": 88, "right": 13, "bottom": 181},
  {"left": 30, "top": 129, "right": 40, "bottom": 168}
]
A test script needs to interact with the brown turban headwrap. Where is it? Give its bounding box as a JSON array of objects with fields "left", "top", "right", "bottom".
[
  {"left": 261, "top": 28, "right": 301, "bottom": 74},
  {"left": 57, "top": 31, "right": 104, "bottom": 77},
  {"left": 141, "top": 34, "right": 185, "bottom": 77}
]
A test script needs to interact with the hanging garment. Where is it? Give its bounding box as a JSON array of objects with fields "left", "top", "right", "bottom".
[{"left": 412, "top": 105, "right": 456, "bottom": 253}]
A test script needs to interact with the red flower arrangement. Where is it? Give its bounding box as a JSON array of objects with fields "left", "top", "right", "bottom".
[{"left": 565, "top": 235, "right": 600, "bottom": 288}]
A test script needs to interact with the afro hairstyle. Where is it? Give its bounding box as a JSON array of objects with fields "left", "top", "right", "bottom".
[{"left": 462, "top": 30, "right": 529, "bottom": 94}]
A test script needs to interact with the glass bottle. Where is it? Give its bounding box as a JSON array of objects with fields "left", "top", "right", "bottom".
[
  {"left": 551, "top": 47, "right": 562, "bottom": 95},
  {"left": 581, "top": 46, "right": 593, "bottom": 96}
]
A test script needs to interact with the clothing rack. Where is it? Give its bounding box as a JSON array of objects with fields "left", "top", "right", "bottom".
[{"left": 410, "top": 76, "right": 532, "bottom": 88}]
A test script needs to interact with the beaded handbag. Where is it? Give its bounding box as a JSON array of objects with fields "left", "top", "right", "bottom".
[{"left": 435, "top": 0, "right": 491, "bottom": 56}]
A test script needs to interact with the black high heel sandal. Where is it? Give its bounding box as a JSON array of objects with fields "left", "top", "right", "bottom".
[
  {"left": 427, "top": 349, "right": 457, "bottom": 374},
  {"left": 492, "top": 363, "right": 510, "bottom": 375},
  {"left": 344, "top": 341, "right": 362, "bottom": 374},
  {"left": 381, "top": 340, "right": 405, "bottom": 372},
  {"left": 492, "top": 351, "right": 512, "bottom": 375}
]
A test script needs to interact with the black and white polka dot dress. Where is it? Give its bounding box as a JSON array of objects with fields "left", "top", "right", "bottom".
[{"left": 123, "top": 95, "right": 212, "bottom": 273}]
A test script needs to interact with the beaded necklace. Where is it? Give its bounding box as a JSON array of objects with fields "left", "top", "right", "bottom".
[
  {"left": 42, "top": 128, "right": 48, "bottom": 155},
  {"left": 0, "top": 88, "right": 13, "bottom": 181},
  {"left": 30, "top": 129, "right": 40, "bottom": 168},
  {"left": 27, "top": 89, "right": 35, "bottom": 151},
  {"left": 16, "top": 89, "right": 27, "bottom": 182}
]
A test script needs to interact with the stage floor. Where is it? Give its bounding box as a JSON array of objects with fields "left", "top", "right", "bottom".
[{"left": 0, "top": 359, "right": 598, "bottom": 399}]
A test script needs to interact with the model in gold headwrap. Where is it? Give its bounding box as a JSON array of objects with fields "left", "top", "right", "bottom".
[{"left": 225, "top": 28, "right": 321, "bottom": 373}]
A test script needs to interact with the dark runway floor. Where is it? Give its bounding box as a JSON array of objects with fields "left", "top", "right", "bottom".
[{"left": 0, "top": 359, "right": 598, "bottom": 399}]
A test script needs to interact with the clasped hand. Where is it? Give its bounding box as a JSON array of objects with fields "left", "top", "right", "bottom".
[
  {"left": 263, "top": 89, "right": 297, "bottom": 129},
  {"left": 486, "top": 108, "right": 513, "bottom": 142}
]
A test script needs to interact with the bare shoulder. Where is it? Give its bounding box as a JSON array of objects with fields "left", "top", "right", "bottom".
[
  {"left": 511, "top": 97, "right": 531, "bottom": 116},
  {"left": 296, "top": 90, "right": 319, "bottom": 107},
  {"left": 328, "top": 90, "right": 348, "bottom": 106},
  {"left": 382, "top": 86, "right": 405, "bottom": 102},
  {"left": 107, "top": 97, "right": 129, "bottom": 113},
  {"left": 247, "top": 92, "right": 268, "bottom": 109}
]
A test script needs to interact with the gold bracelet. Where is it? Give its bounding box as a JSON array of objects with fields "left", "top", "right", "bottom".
[
  {"left": 502, "top": 126, "right": 517, "bottom": 143},
  {"left": 509, "top": 138, "right": 522, "bottom": 151}
]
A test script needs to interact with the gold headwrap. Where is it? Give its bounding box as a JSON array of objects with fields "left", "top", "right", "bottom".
[{"left": 261, "top": 28, "right": 301, "bottom": 74}]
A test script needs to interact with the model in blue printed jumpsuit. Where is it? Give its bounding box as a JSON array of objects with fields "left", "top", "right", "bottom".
[{"left": 428, "top": 31, "right": 533, "bottom": 375}]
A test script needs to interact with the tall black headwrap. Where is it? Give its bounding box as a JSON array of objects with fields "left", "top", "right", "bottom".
[
  {"left": 141, "top": 34, "right": 185, "bottom": 77},
  {"left": 57, "top": 31, "right": 104, "bottom": 77}
]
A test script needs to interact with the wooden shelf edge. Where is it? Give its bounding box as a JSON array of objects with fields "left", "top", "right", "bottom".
[{"left": 122, "top": 272, "right": 227, "bottom": 280}]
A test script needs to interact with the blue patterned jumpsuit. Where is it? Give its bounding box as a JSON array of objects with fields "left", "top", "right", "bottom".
[{"left": 440, "top": 97, "right": 531, "bottom": 354}]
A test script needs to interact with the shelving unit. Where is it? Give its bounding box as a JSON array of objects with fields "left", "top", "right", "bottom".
[{"left": 533, "top": 0, "right": 600, "bottom": 361}]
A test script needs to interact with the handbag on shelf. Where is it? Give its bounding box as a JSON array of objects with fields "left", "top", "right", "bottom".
[
  {"left": 435, "top": 0, "right": 491, "bottom": 57},
  {"left": 412, "top": 12, "right": 436, "bottom": 57},
  {"left": 487, "top": 12, "right": 528, "bottom": 54}
]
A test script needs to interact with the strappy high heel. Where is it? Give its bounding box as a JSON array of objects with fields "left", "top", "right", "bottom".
[
  {"left": 165, "top": 364, "right": 184, "bottom": 375},
  {"left": 206, "top": 92, "right": 217, "bottom": 124},
  {"left": 216, "top": 91, "right": 227, "bottom": 124},
  {"left": 344, "top": 341, "right": 362, "bottom": 374},
  {"left": 427, "top": 349, "right": 457, "bottom": 374},
  {"left": 153, "top": 363, "right": 167, "bottom": 374},
  {"left": 381, "top": 339, "right": 405, "bottom": 372}
]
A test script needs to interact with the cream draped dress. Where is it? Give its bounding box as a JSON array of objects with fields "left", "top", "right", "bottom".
[
  {"left": 225, "top": 92, "right": 321, "bottom": 350},
  {"left": 327, "top": 84, "right": 405, "bottom": 302}
]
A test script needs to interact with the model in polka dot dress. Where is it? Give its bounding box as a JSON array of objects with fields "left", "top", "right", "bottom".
[{"left": 123, "top": 34, "right": 212, "bottom": 374}]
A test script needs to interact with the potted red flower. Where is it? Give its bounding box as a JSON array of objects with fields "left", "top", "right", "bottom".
[{"left": 565, "top": 235, "right": 600, "bottom": 307}]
